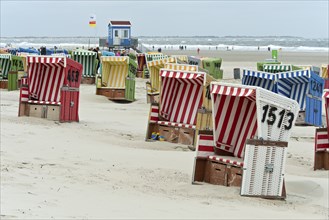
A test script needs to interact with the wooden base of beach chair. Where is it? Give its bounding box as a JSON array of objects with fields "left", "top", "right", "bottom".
[
  {"left": 81, "top": 77, "right": 95, "bottom": 84},
  {"left": 314, "top": 151, "right": 329, "bottom": 170},
  {"left": 193, "top": 157, "right": 242, "bottom": 187},
  {"left": 147, "top": 123, "right": 195, "bottom": 145},
  {"left": 178, "top": 127, "right": 195, "bottom": 145},
  {"left": 19, "top": 103, "right": 61, "bottom": 121},
  {"left": 147, "top": 93, "right": 159, "bottom": 104},
  {"left": 0, "top": 80, "right": 8, "bottom": 89},
  {"left": 159, "top": 125, "right": 179, "bottom": 143},
  {"left": 18, "top": 102, "right": 29, "bottom": 117},
  {"left": 207, "top": 159, "right": 242, "bottom": 187},
  {"left": 96, "top": 88, "right": 125, "bottom": 100}
]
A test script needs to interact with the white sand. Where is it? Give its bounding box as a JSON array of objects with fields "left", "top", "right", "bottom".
[{"left": 1, "top": 56, "right": 329, "bottom": 219}]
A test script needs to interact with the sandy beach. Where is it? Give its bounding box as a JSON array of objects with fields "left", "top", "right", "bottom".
[{"left": 1, "top": 51, "right": 329, "bottom": 219}]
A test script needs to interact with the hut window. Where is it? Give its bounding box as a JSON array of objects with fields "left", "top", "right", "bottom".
[
  {"left": 115, "top": 30, "right": 119, "bottom": 37},
  {"left": 123, "top": 30, "right": 129, "bottom": 38}
]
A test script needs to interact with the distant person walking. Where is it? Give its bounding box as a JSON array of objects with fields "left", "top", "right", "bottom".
[
  {"left": 268, "top": 47, "right": 271, "bottom": 51},
  {"left": 197, "top": 48, "right": 200, "bottom": 54},
  {"left": 258, "top": 46, "right": 260, "bottom": 51}
]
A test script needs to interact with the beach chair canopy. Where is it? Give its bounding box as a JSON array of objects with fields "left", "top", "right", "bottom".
[
  {"left": 263, "top": 64, "right": 292, "bottom": 73},
  {"left": 0, "top": 54, "right": 12, "bottom": 79},
  {"left": 27, "top": 55, "right": 82, "bottom": 103},
  {"left": 145, "top": 53, "right": 167, "bottom": 62},
  {"left": 72, "top": 49, "right": 98, "bottom": 77},
  {"left": 159, "top": 69, "right": 205, "bottom": 127},
  {"left": 148, "top": 57, "right": 177, "bottom": 93},
  {"left": 101, "top": 56, "right": 129, "bottom": 88},
  {"left": 242, "top": 69, "right": 277, "bottom": 92},
  {"left": 164, "top": 63, "right": 198, "bottom": 72},
  {"left": 171, "top": 55, "right": 188, "bottom": 63},
  {"left": 210, "top": 83, "right": 299, "bottom": 158},
  {"left": 188, "top": 56, "right": 203, "bottom": 67},
  {"left": 277, "top": 70, "right": 323, "bottom": 110}
]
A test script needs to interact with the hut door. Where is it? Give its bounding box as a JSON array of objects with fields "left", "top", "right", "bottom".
[
  {"left": 125, "top": 76, "right": 135, "bottom": 102},
  {"left": 60, "top": 87, "right": 80, "bottom": 122}
]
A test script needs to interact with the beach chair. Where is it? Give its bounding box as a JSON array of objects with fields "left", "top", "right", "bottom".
[
  {"left": 146, "top": 68, "right": 214, "bottom": 146},
  {"left": 0, "top": 54, "right": 25, "bottom": 90},
  {"left": 277, "top": 69, "right": 323, "bottom": 126},
  {"left": 72, "top": 49, "right": 98, "bottom": 84},
  {"left": 146, "top": 57, "right": 177, "bottom": 103},
  {"left": 202, "top": 58, "right": 223, "bottom": 79},
  {"left": 136, "top": 53, "right": 146, "bottom": 78},
  {"left": 242, "top": 69, "right": 277, "bottom": 93},
  {"left": 192, "top": 83, "right": 298, "bottom": 198},
  {"left": 96, "top": 56, "right": 135, "bottom": 102},
  {"left": 18, "top": 55, "right": 83, "bottom": 122},
  {"left": 0, "top": 54, "right": 12, "bottom": 89}
]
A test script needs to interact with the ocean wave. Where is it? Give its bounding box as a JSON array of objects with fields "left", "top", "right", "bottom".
[{"left": 141, "top": 43, "right": 329, "bottom": 52}]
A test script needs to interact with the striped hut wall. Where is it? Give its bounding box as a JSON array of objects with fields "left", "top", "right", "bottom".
[
  {"left": 164, "top": 63, "right": 198, "bottom": 72},
  {"left": 242, "top": 69, "right": 276, "bottom": 92},
  {"left": 28, "top": 56, "right": 65, "bottom": 102},
  {"left": 277, "top": 70, "right": 310, "bottom": 110},
  {"left": 0, "top": 54, "right": 12, "bottom": 79},
  {"left": 160, "top": 70, "right": 204, "bottom": 126},
  {"left": 211, "top": 84, "right": 257, "bottom": 158},
  {"left": 315, "top": 128, "right": 329, "bottom": 152}
]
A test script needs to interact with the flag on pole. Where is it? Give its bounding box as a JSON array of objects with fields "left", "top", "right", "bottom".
[{"left": 89, "top": 14, "right": 96, "bottom": 27}]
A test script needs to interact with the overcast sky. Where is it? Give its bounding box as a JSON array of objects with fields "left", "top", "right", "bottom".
[{"left": 1, "top": 0, "right": 328, "bottom": 38}]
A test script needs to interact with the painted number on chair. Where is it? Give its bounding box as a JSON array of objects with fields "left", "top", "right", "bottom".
[
  {"left": 67, "top": 70, "right": 79, "bottom": 82},
  {"left": 261, "top": 105, "right": 294, "bottom": 130},
  {"left": 311, "top": 80, "right": 322, "bottom": 94}
]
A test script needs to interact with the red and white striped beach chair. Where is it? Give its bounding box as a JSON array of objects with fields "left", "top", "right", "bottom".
[
  {"left": 146, "top": 68, "right": 214, "bottom": 146},
  {"left": 18, "top": 55, "right": 83, "bottom": 122},
  {"left": 192, "top": 83, "right": 298, "bottom": 197}
]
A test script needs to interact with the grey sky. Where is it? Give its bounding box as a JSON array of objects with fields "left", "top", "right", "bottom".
[{"left": 1, "top": 0, "right": 328, "bottom": 38}]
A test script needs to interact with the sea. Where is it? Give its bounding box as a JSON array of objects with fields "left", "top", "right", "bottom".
[{"left": 0, "top": 36, "right": 328, "bottom": 52}]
